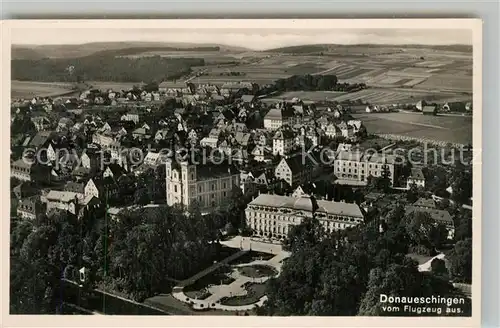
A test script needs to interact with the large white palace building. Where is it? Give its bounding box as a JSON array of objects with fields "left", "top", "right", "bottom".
[{"left": 245, "top": 193, "right": 364, "bottom": 240}]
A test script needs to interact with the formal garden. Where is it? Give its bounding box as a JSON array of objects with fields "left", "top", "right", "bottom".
[
  {"left": 228, "top": 250, "right": 275, "bottom": 265},
  {"left": 219, "top": 282, "right": 267, "bottom": 306},
  {"left": 237, "top": 264, "right": 278, "bottom": 279},
  {"left": 183, "top": 264, "right": 235, "bottom": 300}
]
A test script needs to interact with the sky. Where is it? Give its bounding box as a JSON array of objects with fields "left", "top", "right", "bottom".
[{"left": 12, "top": 28, "right": 472, "bottom": 50}]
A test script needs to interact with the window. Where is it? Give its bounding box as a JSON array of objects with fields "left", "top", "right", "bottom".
[
  {"left": 223, "top": 191, "right": 227, "bottom": 197},
  {"left": 212, "top": 184, "right": 215, "bottom": 191},
  {"left": 198, "top": 186, "right": 202, "bottom": 193},
  {"left": 223, "top": 182, "right": 226, "bottom": 189},
  {"left": 174, "top": 185, "right": 178, "bottom": 193}
]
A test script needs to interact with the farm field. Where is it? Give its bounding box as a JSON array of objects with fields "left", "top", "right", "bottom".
[
  {"left": 11, "top": 80, "right": 76, "bottom": 98},
  {"left": 87, "top": 81, "right": 140, "bottom": 91},
  {"left": 328, "top": 88, "right": 471, "bottom": 105},
  {"left": 274, "top": 91, "right": 347, "bottom": 101},
  {"left": 256, "top": 47, "right": 472, "bottom": 93},
  {"left": 351, "top": 112, "right": 472, "bottom": 145}
]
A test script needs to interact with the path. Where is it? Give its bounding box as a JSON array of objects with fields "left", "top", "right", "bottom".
[
  {"left": 172, "top": 236, "right": 291, "bottom": 312},
  {"left": 176, "top": 249, "right": 248, "bottom": 288}
]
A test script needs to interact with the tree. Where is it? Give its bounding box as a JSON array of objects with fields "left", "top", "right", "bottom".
[
  {"left": 430, "top": 258, "right": 448, "bottom": 278},
  {"left": 133, "top": 188, "right": 150, "bottom": 205},
  {"left": 448, "top": 238, "right": 472, "bottom": 283},
  {"left": 358, "top": 258, "right": 450, "bottom": 316},
  {"left": 286, "top": 218, "right": 324, "bottom": 252},
  {"left": 454, "top": 213, "right": 472, "bottom": 242},
  {"left": 406, "top": 183, "right": 421, "bottom": 203},
  {"left": 450, "top": 171, "right": 472, "bottom": 205},
  {"left": 10, "top": 212, "right": 79, "bottom": 314},
  {"left": 404, "top": 211, "right": 444, "bottom": 254},
  {"left": 219, "top": 185, "right": 248, "bottom": 230}
]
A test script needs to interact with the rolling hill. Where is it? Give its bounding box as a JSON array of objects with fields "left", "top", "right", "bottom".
[
  {"left": 264, "top": 43, "right": 473, "bottom": 54},
  {"left": 11, "top": 42, "right": 252, "bottom": 60}
]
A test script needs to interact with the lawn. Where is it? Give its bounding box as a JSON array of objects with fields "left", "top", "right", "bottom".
[
  {"left": 406, "top": 253, "right": 434, "bottom": 265},
  {"left": 238, "top": 265, "right": 278, "bottom": 278},
  {"left": 11, "top": 80, "right": 76, "bottom": 98},
  {"left": 358, "top": 136, "right": 395, "bottom": 151},
  {"left": 87, "top": 81, "right": 139, "bottom": 91},
  {"left": 278, "top": 90, "right": 347, "bottom": 101},
  {"left": 351, "top": 112, "right": 473, "bottom": 145},
  {"left": 219, "top": 283, "right": 267, "bottom": 306},
  {"left": 228, "top": 251, "right": 275, "bottom": 266}
]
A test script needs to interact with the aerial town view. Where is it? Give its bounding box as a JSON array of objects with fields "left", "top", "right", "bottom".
[{"left": 9, "top": 26, "right": 474, "bottom": 317}]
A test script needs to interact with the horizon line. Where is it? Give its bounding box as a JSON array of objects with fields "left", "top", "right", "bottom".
[{"left": 12, "top": 41, "right": 473, "bottom": 52}]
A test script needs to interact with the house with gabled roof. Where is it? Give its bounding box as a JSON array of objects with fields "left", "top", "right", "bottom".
[
  {"left": 263, "top": 104, "right": 295, "bottom": 130},
  {"left": 13, "top": 181, "right": 39, "bottom": 200},
  {"left": 422, "top": 105, "right": 437, "bottom": 115},
  {"left": 102, "top": 163, "right": 127, "bottom": 180},
  {"left": 274, "top": 154, "right": 313, "bottom": 187},
  {"left": 442, "top": 101, "right": 467, "bottom": 113},
  {"left": 407, "top": 167, "right": 425, "bottom": 189},
  {"left": 273, "top": 129, "right": 296, "bottom": 156},
  {"left": 405, "top": 198, "right": 454, "bottom": 239},
  {"left": 31, "top": 116, "right": 51, "bottom": 131},
  {"left": 17, "top": 195, "right": 45, "bottom": 220},
  {"left": 251, "top": 145, "right": 272, "bottom": 162},
  {"left": 85, "top": 177, "right": 119, "bottom": 200}
]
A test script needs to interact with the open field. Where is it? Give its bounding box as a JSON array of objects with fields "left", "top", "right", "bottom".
[
  {"left": 123, "top": 51, "right": 243, "bottom": 65},
  {"left": 11, "top": 80, "right": 76, "bottom": 98},
  {"left": 257, "top": 47, "right": 472, "bottom": 94},
  {"left": 272, "top": 90, "right": 347, "bottom": 101},
  {"left": 327, "top": 88, "right": 471, "bottom": 105},
  {"left": 86, "top": 81, "right": 139, "bottom": 91},
  {"left": 351, "top": 112, "right": 472, "bottom": 144}
]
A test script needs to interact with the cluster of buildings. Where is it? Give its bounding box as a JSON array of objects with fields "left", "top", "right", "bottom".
[{"left": 11, "top": 78, "right": 460, "bottom": 241}]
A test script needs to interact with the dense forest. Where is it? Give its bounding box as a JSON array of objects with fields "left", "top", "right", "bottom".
[
  {"left": 257, "top": 74, "right": 367, "bottom": 95},
  {"left": 258, "top": 206, "right": 472, "bottom": 316},
  {"left": 11, "top": 55, "right": 205, "bottom": 83},
  {"left": 9, "top": 181, "right": 249, "bottom": 313},
  {"left": 90, "top": 46, "right": 220, "bottom": 57}
]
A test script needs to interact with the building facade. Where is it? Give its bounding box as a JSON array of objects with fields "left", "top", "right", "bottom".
[
  {"left": 272, "top": 129, "right": 296, "bottom": 156},
  {"left": 165, "top": 159, "right": 240, "bottom": 211},
  {"left": 407, "top": 167, "right": 426, "bottom": 189},
  {"left": 333, "top": 151, "right": 400, "bottom": 186},
  {"left": 263, "top": 104, "right": 294, "bottom": 130},
  {"left": 245, "top": 194, "right": 364, "bottom": 240}
]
